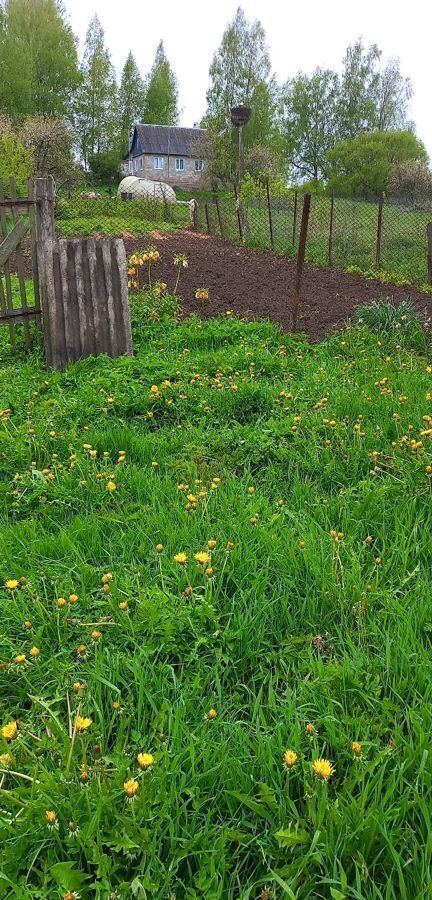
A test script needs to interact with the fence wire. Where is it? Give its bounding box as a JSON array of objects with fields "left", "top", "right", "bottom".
[
  {"left": 198, "top": 191, "right": 432, "bottom": 289},
  {"left": 54, "top": 191, "right": 191, "bottom": 238}
]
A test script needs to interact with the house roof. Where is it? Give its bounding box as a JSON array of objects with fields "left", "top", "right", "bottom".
[{"left": 125, "top": 124, "right": 209, "bottom": 159}]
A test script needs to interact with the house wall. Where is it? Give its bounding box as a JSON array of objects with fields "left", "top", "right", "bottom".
[{"left": 124, "top": 154, "right": 210, "bottom": 190}]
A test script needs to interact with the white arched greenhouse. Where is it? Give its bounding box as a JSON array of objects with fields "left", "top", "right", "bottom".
[{"left": 117, "top": 176, "right": 176, "bottom": 203}]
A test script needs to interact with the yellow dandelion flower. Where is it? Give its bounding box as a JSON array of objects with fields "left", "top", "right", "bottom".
[
  {"left": 5, "top": 579, "right": 19, "bottom": 590},
  {"left": 106, "top": 480, "right": 116, "bottom": 492},
  {"left": 91, "top": 630, "right": 101, "bottom": 641},
  {"left": 1, "top": 721, "right": 18, "bottom": 741},
  {"left": 156, "top": 543, "right": 164, "bottom": 553},
  {"left": 207, "top": 708, "right": 217, "bottom": 719},
  {"left": 123, "top": 778, "right": 139, "bottom": 798},
  {"left": 29, "top": 646, "right": 40, "bottom": 658},
  {"left": 69, "top": 594, "right": 79, "bottom": 604},
  {"left": 312, "top": 758, "right": 334, "bottom": 781},
  {"left": 305, "top": 723, "right": 316, "bottom": 735},
  {"left": 118, "top": 601, "right": 128, "bottom": 610},
  {"left": 75, "top": 715, "right": 93, "bottom": 733},
  {"left": 283, "top": 749, "right": 298, "bottom": 768},
  {"left": 14, "top": 654, "right": 26, "bottom": 665},
  {"left": 207, "top": 539, "right": 217, "bottom": 550},
  {"left": 0, "top": 752, "right": 12, "bottom": 767},
  {"left": 45, "top": 810, "right": 57, "bottom": 825},
  {"left": 174, "top": 552, "right": 187, "bottom": 565},
  {"left": 57, "top": 597, "right": 66, "bottom": 608},
  {"left": 194, "top": 551, "right": 211, "bottom": 566},
  {"left": 137, "top": 752, "right": 154, "bottom": 770},
  {"left": 352, "top": 741, "right": 362, "bottom": 757}
]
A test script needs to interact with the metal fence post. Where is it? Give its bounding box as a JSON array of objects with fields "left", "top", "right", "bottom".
[
  {"left": 215, "top": 197, "right": 225, "bottom": 239},
  {"left": 291, "top": 193, "right": 311, "bottom": 332},
  {"left": 204, "top": 202, "right": 211, "bottom": 234},
  {"left": 375, "top": 196, "right": 384, "bottom": 271}
]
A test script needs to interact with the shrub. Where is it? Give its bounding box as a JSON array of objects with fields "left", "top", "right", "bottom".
[
  {"left": 387, "top": 159, "right": 432, "bottom": 206},
  {"left": 0, "top": 123, "right": 33, "bottom": 195},
  {"left": 354, "top": 298, "right": 427, "bottom": 350},
  {"left": 327, "top": 131, "right": 427, "bottom": 198}
]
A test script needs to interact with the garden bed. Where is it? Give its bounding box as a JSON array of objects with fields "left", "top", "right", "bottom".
[{"left": 124, "top": 230, "right": 432, "bottom": 341}]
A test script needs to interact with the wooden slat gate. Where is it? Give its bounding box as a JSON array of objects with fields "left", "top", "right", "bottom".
[
  {"left": 0, "top": 176, "right": 41, "bottom": 350},
  {"left": 0, "top": 176, "right": 133, "bottom": 368}
]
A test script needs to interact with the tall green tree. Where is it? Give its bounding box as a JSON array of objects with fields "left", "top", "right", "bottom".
[
  {"left": 0, "top": 0, "right": 80, "bottom": 118},
  {"left": 281, "top": 69, "right": 339, "bottom": 180},
  {"left": 376, "top": 57, "right": 412, "bottom": 132},
  {"left": 118, "top": 51, "right": 146, "bottom": 153},
  {"left": 337, "top": 39, "right": 381, "bottom": 139},
  {"left": 77, "top": 15, "right": 118, "bottom": 169},
  {"left": 141, "top": 41, "right": 179, "bottom": 125},
  {"left": 205, "top": 6, "right": 279, "bottom": 181}
]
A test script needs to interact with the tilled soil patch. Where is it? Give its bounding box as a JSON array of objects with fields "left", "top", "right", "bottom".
[{"left": 124, "top": 229, "right": 432, "bottom": 341}]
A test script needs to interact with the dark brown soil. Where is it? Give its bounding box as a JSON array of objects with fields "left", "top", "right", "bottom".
[{"left": 124, "top": 229, "right": 432, "bottom": 342}]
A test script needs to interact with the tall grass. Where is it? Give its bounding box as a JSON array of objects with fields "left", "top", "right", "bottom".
[{"left": 0, "top": 309, "right": 432, "bottom": 897}]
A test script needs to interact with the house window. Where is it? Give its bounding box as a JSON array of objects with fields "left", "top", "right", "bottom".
[
  {"left": 194, "top": 159, "right": 203, "bottom": 172},
  {"left": 153, "top": 157, "right": 164, "bottom": 170},
  {"left": 175, "top": 158, "right": 185, "bottom": 172}
]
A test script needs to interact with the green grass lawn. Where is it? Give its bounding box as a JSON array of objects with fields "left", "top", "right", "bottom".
[
  {"left": 54, "top": 195, "right": 190, "bottom": 237},
  {"left": 1, "top": 306, "right": 432, "bottom": 898}
]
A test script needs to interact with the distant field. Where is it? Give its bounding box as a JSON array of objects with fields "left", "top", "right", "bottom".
[{"left": 55, "top": 194, "right": 190, "bottom": 237}]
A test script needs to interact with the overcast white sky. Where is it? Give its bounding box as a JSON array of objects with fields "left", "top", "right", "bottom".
[{"left": 65, "top": 0, "right": 431, "bottom": 157}]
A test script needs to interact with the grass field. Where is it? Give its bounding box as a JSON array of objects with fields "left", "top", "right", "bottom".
[
  {"left": 55, "top": 195, "right": 190, "bottom": 238},
  {"left": 1, "top": 301, "right": 432, "bottom": 898}
]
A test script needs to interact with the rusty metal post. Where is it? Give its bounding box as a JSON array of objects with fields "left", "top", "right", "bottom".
[
  {"left": 291, "top": 193, "right": 311, "bottom": 333},
  {"left": 265, "top": 178, "right": 274, "bottom": 251},
  {"left": 328, "top": 192, "right": 334, "bottom": 267},
  {"left": 427, "top": 223, "right": 432, "bottom": 285},
  {"left": 233, "top": 184, "right": 244, "bottom": 241},
  {"left": 292, "top": 190, "right": 298, "bottom": 247},
  {"left": 375, "top": 196, "right": 384, "bottom": 271}
]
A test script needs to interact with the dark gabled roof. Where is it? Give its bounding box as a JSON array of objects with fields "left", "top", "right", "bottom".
[{"left": 125, "top": 124, "right": 209, "bottom": 159}]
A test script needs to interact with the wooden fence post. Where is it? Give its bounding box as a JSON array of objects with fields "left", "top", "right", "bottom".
[
  {"left": 292, "top": 190, "right": 298, "bottom": 247},
  {"left": 265, "top": 178, "right": 274, "bottom": 251},
  {"left": 291, "top": 193, "right": 311, "bottom": 333},
  {"left": 328, "top": 193, "right": 334, "bottom": 267},
  {"left": 427, "top": 223, "right": 432, "bottom": 285},
  {"left": 375, "top": 196, "right": 384, "bottom": 271},
  {"left": 35, "top": 176, "right": 55, "bottom": 366},
  {"left": 204, "top": 202, "right": 211, "bottom": 234},
  {"left": 215, "top": 197, "right": 225, "bottom": 239}
]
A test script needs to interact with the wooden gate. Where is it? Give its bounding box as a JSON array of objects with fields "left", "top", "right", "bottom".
[
  {"left": 0, "top": 177, "right": 41, "bottom": 350},
  {"left": 0, "top": 176, "right": 133, "bottom": 368}
]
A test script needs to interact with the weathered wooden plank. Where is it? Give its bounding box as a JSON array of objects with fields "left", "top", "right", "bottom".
[
  {"left": 0, "top": 198, "right": 34, "bottom": 210},
  {"left": 28, "top": 179, "right": 41, "bottom": 319},
  {"left": 101, "top": 239, "right": 118, "bottom": 356},
  {"left": 0, "top": 306, "right": 41, "bottom": 323},
  {"left": 0, "top": 219, "right": 30, "bottom": 268},
  {"left": 0, "top": 178, "right": 16, "bottom": 349},
  {"left": 9, "top": 176, "right": 31, "bottom": 349},
  {"left": 112, "top": 239, "right": 133, "bottom": 356},
  {"left": 74, "top": 239, "right": 95, "bottom": 358},
  {"left": 35, "top": 177, "right": 55, "bottom": 364}
]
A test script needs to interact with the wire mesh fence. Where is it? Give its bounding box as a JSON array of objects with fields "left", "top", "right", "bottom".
[
  {"left": 197, "top": 190, "right": 432, "bottom": 289},
  {"left": 54, "top": 191, "right": 191, "bottom": 238}
]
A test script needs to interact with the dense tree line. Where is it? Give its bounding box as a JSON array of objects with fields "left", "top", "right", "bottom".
[
  {"left": 0, "top": 1, "right": 179, "bottom": 184},
  {"left": 0, "top": 0, "right": 429, "bottom": 198},
  {"left": 205, "top": 6, "right": 428, "bottom": 198}
]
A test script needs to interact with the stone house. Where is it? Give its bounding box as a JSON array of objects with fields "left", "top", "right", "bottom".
[{"left": 121, "top": 124, "right": 211, "bottom": 190}]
